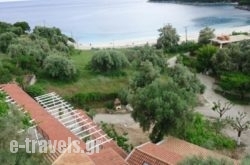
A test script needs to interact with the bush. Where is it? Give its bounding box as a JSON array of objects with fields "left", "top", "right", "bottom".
[
  {"left": 178, "top": 156, "right": 233, "bottom": 165},
  {"left": 100, "top": 122, "right": 133, "bottom": 152},
  {"left": 178, "top": 41, "right": 200, "bottom": 55},
  {"left": 104, "top": 100, "right": 114, "bottom": 109},
  {"left": 0, "top": 67, "right": 12, "bottom": 83},
  {"left": 90, "top": 50, "right": 129, "bottom": 72},
  {"left": 183, "top": 113, "right": 236, "bottom": 150},
  {"left": 69, "top": 92, "right": 117, "bottom": 108},
  {"left": 232, "top": 31, "right": 248, "bottom": 36},
  {"left": 43, "top": 55, "right": 77, "bottom": 80},
  {"left": 198, "top": 27, "right": 215, "bottom": 45},
  {"left": 25, "top": 85, "right": 45, "bottom": 98}
]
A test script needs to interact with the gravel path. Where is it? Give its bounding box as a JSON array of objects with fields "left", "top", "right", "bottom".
[
  {"left": 94, "top": 113, "right": 136, "bottom": 127},
  {"left": 196, "top": 74, "right": 250, "bottom": 153}
]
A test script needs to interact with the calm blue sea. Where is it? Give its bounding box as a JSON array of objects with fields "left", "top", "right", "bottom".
[{"left": 0, "top": 0, "right": 250, "bottom": 44}]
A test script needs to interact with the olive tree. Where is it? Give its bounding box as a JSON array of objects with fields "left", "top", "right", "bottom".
[
  {"left": 90, "top": 50, "right": 129, "bottom": 72},
  {"left": 196, "top": 45, "right": 218, "bottom": 73},
  {"left": 13, "top": 21, "right": 30, "bottom": 32},
  {"left": 0, "top": 32, "right": 17, "bottom": 53},
  {"left": 43, "top": 55, "right": 77, "bottom": 80},
  {"left": 128, "top": 79, "right": 197, "bottom": 143},
  {"left": 198, "top": 27, "right": 215, "bottom": 45},
  {"left": 156, "top": 24, "right": 180, "bottom": 52},
  {"left": 130, "top": 60, "right": 159, "bottom": 89}
]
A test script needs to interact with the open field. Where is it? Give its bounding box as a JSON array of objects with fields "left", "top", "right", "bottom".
[{"left": 37, "top": 50, "right": 130, "bottom": 97}]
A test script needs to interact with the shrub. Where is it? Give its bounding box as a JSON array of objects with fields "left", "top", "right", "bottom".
[
  {"left": 100, "top": 122, "right": 133, "bottom": 152},
  {"left": 0, "top": 67, "right": 12, "bottom": 83},
  {"left": 43, "top": 55, "right": 77, "bottom": 80},
  {"left": 90, "top": 50, "right": 129, "bottom": 72},
  {"left": 198, "top": 27, "right": 215, "bottom": 45},
  {"left": 178, "top": 41, "right": 200, "bottom": 55},
  {"left": 178, "top": 156, "right": 233, "bottom": 165},
  {"left": 69, "top": 92, "right": 117, "bottom": 108},
  {"left": 25, "top": 85, "right": 45, "bottom": 98},
  {"left": 183, "top": 113, "right": 236, "bottom": 150}
]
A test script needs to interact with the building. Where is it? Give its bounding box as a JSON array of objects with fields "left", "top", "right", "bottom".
[
  {"left": 126, "top": 136, "right": 239, "bottom": 165},
  {"left": 210, "top": 34, "right": 250, "bottom": 48},
  {"left": 0, "top": 83, "right": 127, "bottom": 165},
  {"left": 0, "top": 83, "right": 240, "bottom": 165}
]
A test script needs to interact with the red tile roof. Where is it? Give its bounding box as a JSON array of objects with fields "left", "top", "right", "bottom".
[
  {"left": 126, "top": 137, "right": 239, "bottom": 165},
  {"left": 1, "top": 83, "right": 82, "bottom": 146},
  {"left": 126, "top": 142, "right": 182, "bottom": 165},
  {"left": 90, "top": 148, "right": 128, "bottom": 165},
  {"left": 159, "top": 137, "right": 239, "bottom": 165},
  {"left": 53, "top": 143, "right": 95, "bottom": 165},
  {"left": 1, "top": 83, "right": 127, "bottom": 165}
]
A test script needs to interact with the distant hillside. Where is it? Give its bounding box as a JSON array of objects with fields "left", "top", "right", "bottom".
[
  {"left": 149, "top": 0, "right": 236, "bottom": 3},
  {"left": 238, "top": 0, "right": 250, "bottom": 5},
  {"left": 149, "top": 0, "right": 250, "bottom": 11}
]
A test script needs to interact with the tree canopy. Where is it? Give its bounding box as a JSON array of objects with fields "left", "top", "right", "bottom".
[
  {"left": 156, "top": 24, "right": 180, "bottom": 52},
  {"left": 198, "top": 27, "right": 215, "bottom": 45},
  {"left": 90, "top": 50, "right": 129, "bottom": 72},
  {"left": 43, "top": 55, "right": 77, "bottom": 80},
  {"left": 128, "top": 64, "right": 204, "bottom": 143}
]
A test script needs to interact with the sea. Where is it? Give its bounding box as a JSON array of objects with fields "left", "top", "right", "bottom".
[{"left": 0, "top": 0, "right": 250, "bottom": 44}]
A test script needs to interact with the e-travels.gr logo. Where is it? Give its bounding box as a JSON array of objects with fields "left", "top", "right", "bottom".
[{"left": 10, "top": 137, "right": 101, "bottom": 155}]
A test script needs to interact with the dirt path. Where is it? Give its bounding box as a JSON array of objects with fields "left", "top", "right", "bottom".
[
  {"left": 196, "top": 74, "right": 250, "bottom": 154},
  {"left": 94, "top": 114, "right": 137, "bottom": 127}
]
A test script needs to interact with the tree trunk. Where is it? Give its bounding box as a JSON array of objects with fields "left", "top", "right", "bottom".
[{"left": 237, "top": 130, "right": 242, "bottom": 146}]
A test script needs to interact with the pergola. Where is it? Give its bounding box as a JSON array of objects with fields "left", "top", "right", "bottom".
[{"left": 35, "top": 92, "right": 112, "bottom": 149}]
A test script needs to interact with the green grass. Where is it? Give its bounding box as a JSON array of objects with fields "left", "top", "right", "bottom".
[
  {"left": 214, "top": 89, "right": 250, "bottom": 105},
  {"left": 37, "top": 50, "right": 130, "bottom": 97}
]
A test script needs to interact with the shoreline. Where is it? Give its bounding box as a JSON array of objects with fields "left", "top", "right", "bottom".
[
  {"left": 73, "top": 25, "right": 250, "bottom": 50},
  {"left": 148, "top": 1, "right": 238, "bottom": 6}
]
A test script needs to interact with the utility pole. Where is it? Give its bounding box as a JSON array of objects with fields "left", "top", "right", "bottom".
[{"left": 184, "top": 26, "right": 188, "bottom": 43}]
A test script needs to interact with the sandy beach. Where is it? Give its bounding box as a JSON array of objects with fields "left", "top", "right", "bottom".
[{"left": 73, "top": 25, "right": 250, "bottom": 50}]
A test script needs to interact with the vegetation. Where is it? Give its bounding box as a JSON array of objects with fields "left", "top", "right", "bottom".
[
  {"left": 0, "top": 92, "right": 48, "bottom": 165},
  {"left": 90, "top": 50, "right": 129, "bottom": 72},
  {"left": 156, "top": 24, "right": 180, "bottom": 53},
  {"left": 128, "top": 64, "right": 205, "bottom": 143},
  {"left": 25, "top": 84, "right": 45, "bottom": 98},
  {"left": 178, "top": 156, "right": 233, "bottom": 165},
  {"left": 196, "top": 45, "right": 218, "bottom": 73},
  {"left": 0, "top": 20, "right": 248, "bottom": 156},
  {"left": 180, "top": 35, "right": 250, "bottom": 102},
  {"left": 183, "top": 113, "right": 236, "bottom": 150},
  {"left": 149, "top": 0, "right": 235, "bottom": 3},
  {"left": 100, "top": 122, "right": 133, "bottom": 152},
  {"left": 43, "top": 55, "right": 77, "bottom": 80},
  {"left": 212, "top": 100, "right": 232, "bottom": 119},
  {"left": 241, "top": 155, "right": 250, "bottom": 165},
  {"left": 239, "top": 0, "right": 250, "bottom": 6},
  {"left": 226, "top": 112, "right": 250, "bottom": 146},
  {"left": 0, "top": 21, "right": 76, "bottom": 82},
  {"left": 198, "top": 27, "right": 215, "bottom": 45}
]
